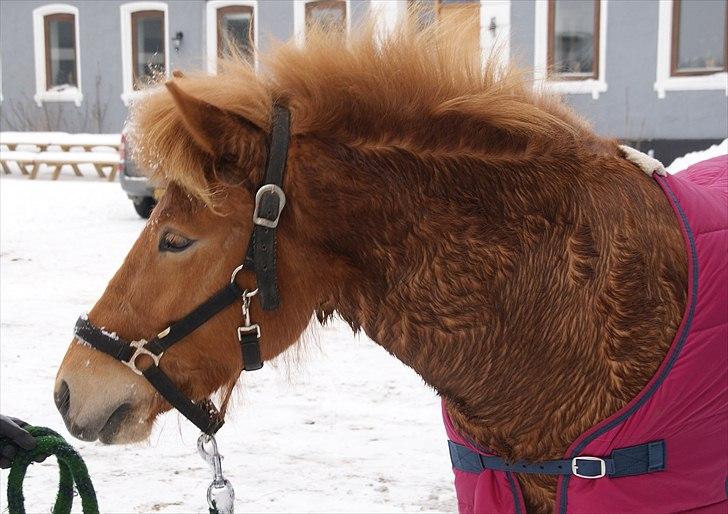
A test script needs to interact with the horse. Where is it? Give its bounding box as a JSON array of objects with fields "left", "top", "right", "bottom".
[{"left": 54, "top": 19, "right": 726, "bottom": 514}]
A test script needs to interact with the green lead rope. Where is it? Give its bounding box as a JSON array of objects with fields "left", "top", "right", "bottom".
[{"left": 3, "top": 426, "right": 99, "bottom": 514}]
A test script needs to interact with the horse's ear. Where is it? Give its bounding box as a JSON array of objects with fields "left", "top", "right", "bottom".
[{"left": 165, "top": 80, "right": 261, "bottom": 157}]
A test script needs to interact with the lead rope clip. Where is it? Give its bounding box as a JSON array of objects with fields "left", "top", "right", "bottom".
[
  {"left": 237, "top": 289, "right": 261, "bottom": 342},
  {"left": 197, "top": 434, "right": 235, "bottom": 514}
]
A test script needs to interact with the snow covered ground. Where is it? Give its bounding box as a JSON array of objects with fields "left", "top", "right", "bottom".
[
  {"left": 1, "top": 140, "right": 725, "bottom": 513},
  {"left": 0, "top": 173, "right": 454, "bottom": 513}
]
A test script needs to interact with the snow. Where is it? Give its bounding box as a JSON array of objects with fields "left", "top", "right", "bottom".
[
  {"left": 0, "top": 132, "right": 121, "bottom": 148},
  {"left": 0, "top": 176, "right": 454, "bottom": 513},
  {"left": 2, "top": 139, "right": 725, "bottom": 513},
  {"left": 666, "top": 138, "right": 727, "bottom": 173}
]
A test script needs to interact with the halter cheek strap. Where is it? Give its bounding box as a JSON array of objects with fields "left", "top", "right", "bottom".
[
  {"left": 246, "top": 105, "right": 290, "bottom": 311},
  {"left": 73, "top": 104, "right": 291, "bottom": 435}
]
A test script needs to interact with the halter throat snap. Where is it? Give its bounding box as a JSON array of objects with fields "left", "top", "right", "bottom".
[{"left": 72, "top": 104, "right": 291, "bottom": 435}]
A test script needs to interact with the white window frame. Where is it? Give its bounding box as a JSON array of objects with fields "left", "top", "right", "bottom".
[
  {"left": 32, "top": 4, "right": 83, "bottom": 107},
  {"left": 206, "top": 0, "right": 259, "bottom": 73},
  {"left": 386, "top": 1, "right": 511, "bottom": 68},
  {"left": 533, "top": 0, "right": 608, "bottom": 100},
  {"left": 293, "top": 0, "right": 351, "bottom": 47},
  {"left": 654, "top": 0, "right": 727, "bottom": 99},
  {"left": 120, "top": 1, "right": 170, "bottom": 106}
]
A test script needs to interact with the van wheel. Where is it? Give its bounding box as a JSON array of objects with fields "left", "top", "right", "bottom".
[{"left": 133, "top": 197, "right": 156, "bottom": 219}]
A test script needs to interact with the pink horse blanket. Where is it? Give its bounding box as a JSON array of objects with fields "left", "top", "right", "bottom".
[{"left": 445, "top": 155, "right": 728, "bottom": 513}]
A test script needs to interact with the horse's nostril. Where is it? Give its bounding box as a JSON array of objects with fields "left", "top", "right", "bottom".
[
  {"left": 98, "top": 403, "right": 132, "bottom": 444},
  {"left": 54, "top": 380, "right": 70, "bottom": 417}
]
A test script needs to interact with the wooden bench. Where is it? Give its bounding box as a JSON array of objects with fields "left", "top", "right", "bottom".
[
  {"left": 0, "top": 132, "right": 121, "bottom": 179},
  {"left": 0, "top": 150, "right": 121, "bottom": 181}
]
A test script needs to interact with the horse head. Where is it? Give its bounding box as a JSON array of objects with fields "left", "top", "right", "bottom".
[{"left": 54, "top": 76, "right": 335, "bottom": 443}]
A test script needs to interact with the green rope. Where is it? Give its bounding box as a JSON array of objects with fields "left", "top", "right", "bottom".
[{"left": 3, "top": 426, "right": 99, "bottom": 514}]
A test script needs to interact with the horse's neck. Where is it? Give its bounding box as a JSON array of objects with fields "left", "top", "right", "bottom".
[{"left": 300, "top": 140, "right": 687, "bottom": 463}]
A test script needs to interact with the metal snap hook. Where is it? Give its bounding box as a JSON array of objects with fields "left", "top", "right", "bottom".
[{"left": 198, "top": 434, "right": 235, "bottom": 513}]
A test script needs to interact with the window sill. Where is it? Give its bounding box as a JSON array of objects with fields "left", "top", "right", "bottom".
[
  {"left": 34, "top": 89, "right": 83, "bottom": 107},
  {"left": 539, "top": 79, "right": 608, "bottom": 100},
  {"left": 121, "top": 89, "right": 152, "bottom": 107},
  {"left": 654, "top": 72, "right": 728, "bottom": 99}
]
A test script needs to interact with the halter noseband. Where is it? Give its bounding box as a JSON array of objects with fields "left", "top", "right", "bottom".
[{"left": 73, "top": 105, "right": 291, "bottom": 435}]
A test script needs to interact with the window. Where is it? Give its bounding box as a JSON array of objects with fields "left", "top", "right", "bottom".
[
  {"left": 44, "top": 14, "right": 78, "bottom": 89},
  {"left": 120, "top": 2, "right": 169, "bottom": 106},
  {"left": 131, "top": 11, "right": 165, "bottom": 88},
  {"left": 218, "top": 6, "right": 254, "bottom": 59},
  {"left": 206, "top": 1, "right": 258, "bottom": 72},
  {"left": 305, "top": 0, "right": 347, "bottom": 38},
  {"left": 548, "top": 0, "right": 599, "bottom": 79},
  {"left": 408, "top": 1, "right": 480, "bottom": 40},
  {"left": 393, "top": 1, "right": 510, "bottom": 67},
  {"left": 404, "top": 0, "right": 481, "bottom": 57},
  {"left": 655, "top": 0, "right": 727, "bottom": 98},
  {"left": 32, "top": 4, "right": 82, "bottom": 106},
  {"left": 294, "top": 0, "right": 350, "bottom": 45},
  {"left": 671, "top": 0, "right": 726, "bottom": 76},
  {"left": 534, "top": 0, "right": 607, "bottom": 99}
]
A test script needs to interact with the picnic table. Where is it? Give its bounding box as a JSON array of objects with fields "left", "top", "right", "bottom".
[{"left": 0, "top": 132, "right": 122, "bottom": 180}]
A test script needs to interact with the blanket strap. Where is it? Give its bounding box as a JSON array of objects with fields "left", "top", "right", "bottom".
[{"left": 448, "top": 440, "right": 665, "bottom": 479}]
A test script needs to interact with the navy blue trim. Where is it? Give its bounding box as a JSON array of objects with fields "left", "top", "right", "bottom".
[
  {"left": 506, "top": 471, "right": 523, "bottom": 514},
  {"left": 558, "top": 175, "right": 699, "bottom": 513}
]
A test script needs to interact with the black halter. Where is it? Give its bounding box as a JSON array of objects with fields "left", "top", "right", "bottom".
[{"left": 73, "top": 105, "right": 291, "bottom": 435}]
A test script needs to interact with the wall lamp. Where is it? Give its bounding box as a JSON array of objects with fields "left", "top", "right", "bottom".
[{"left": 172, "top": 31, "right": 184, "bottom": 52}]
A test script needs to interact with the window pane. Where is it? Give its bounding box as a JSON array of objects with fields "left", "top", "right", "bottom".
[
  {"left": 219, "top": 9, "right": 253, "bottom": 60},
  {"left": 134, "top": 12, "right": 165, "bottom": 86},
  {"left": 552, "top": 0, "right": 597, "bottom": 76},
  {"left": 438, "top": 0, "right": 479, "bottom": 49},
  {"left": 47, "top": 16, "right": 76, "bottom": 88},
  {"left": 676, "top": 0, "right": 726, "bottom": 72},
  {"left": 306, "top": 1, "right": 346, "bottom": 34},
  {"left": 408, "top": 0, "right": 438, "bottom": 29}
]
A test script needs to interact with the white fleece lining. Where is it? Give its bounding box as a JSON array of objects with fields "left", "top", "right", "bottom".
[{"left": 619, "top": 145, "right": 667, "bottom": 177}]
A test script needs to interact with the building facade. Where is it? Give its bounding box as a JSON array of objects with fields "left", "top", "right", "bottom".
[{"left": 0, "top": 0, "right": 726, "bottom": 161}]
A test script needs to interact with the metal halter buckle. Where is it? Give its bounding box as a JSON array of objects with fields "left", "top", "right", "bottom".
[
  {"left": 252, "top": 184, "right": 286, "bottom": 228},
  {"left": 572, "top": 456, "right": 607, "bottom": 479},
  {"left": 122, "top": 339, "right": 162, "bottom": 375}
]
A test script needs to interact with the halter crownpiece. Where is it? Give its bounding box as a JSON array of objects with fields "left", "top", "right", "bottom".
[{"left": 73, "top": 104, "right": 291, "bottom": 435}]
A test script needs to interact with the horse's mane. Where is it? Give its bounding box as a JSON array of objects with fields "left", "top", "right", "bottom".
[{"left": 128, "top": 15, "right": 605, "bottom": 203}]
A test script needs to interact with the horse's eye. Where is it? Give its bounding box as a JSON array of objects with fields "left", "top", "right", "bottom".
[{"left": 159, "top": 232, "right": 195, "bottom": 253}]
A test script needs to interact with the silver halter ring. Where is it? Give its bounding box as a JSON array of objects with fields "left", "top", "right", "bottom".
[{"left": 230, "top": 265, "right": 259, "bottom": 298}]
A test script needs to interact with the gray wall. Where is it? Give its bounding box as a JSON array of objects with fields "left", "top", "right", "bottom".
[
  {"left": 0, "top": 0, "right": 295, "bottom": 132},
  {"left": 2, "top": 0, "right": 725, "bottom": 141},
  {"left": 510, "top": 0, "right": 728, "bottom": 141},
  {"left": 259, "top": 0, "right": 294, "bottom": 49}
]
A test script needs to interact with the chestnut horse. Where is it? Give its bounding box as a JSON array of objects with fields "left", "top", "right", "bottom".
[{"left": 55, "top": 22, "right": 688, "bottom": 514}]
